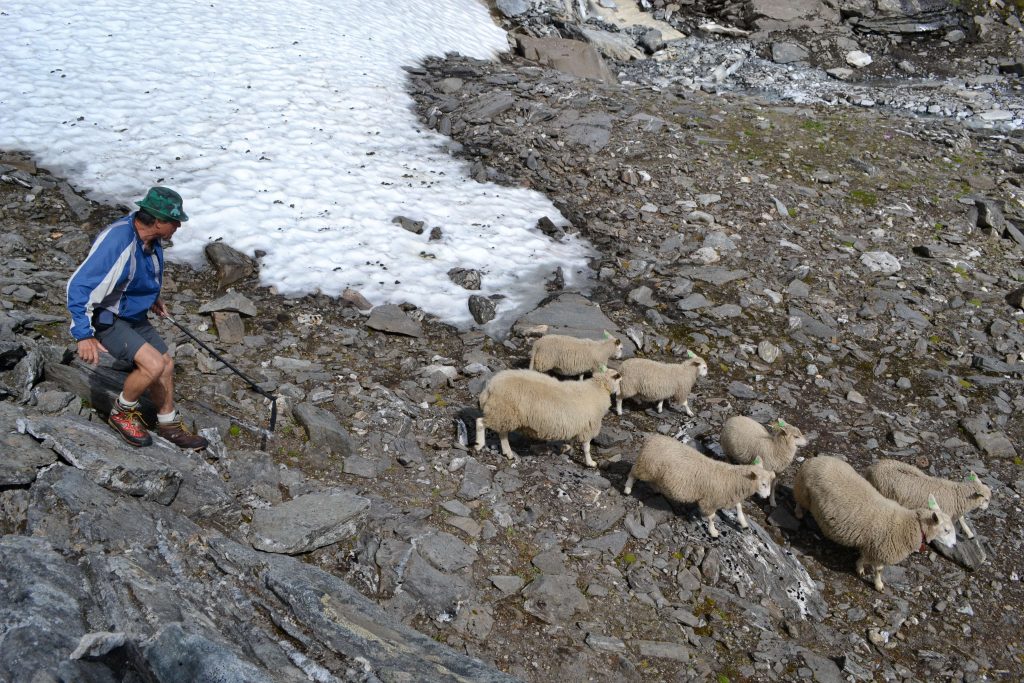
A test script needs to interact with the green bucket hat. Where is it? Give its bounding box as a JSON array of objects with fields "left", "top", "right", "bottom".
[{"left": 136, "top": 186, "right": 188, "bottom": 222}]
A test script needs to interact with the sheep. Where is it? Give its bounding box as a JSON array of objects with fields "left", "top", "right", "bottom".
[
  {"left": 720, "top": 416, "right": 808, "bottom": 507},
  {"left": 615, "top": 351, "right": 708, "bottom": 417},
  {"left": 475, "top": 367, "right": 621, "bottom": 468},
  {"left": 623, "top": 433, "right": 775, "bottom": 539},
  {"left": 793, "top": 455, "right": 957, "bottom": 592},
  {"left": 865, "top": 459, "right": 992, "bottom": 539},
  {"left": 529, "top": 331, "right": 622, "bottom": 379}
]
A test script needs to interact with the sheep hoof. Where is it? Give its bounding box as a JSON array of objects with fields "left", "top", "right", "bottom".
[{"left": 873, "top": 580, "right": 885, "bottom": 592}]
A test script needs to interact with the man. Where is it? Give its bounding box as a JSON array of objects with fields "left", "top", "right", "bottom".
[{"left": 66, "top": 186, "right": 208, "bottom": 450}]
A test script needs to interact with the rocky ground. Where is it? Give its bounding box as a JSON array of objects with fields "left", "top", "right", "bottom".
[{"left": 3, "top": 1, "right": 1024, "bottom": 682}]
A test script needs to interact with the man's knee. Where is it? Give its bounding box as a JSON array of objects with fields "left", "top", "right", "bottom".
[{"left": 134, "top": 345, "right": 170, "bottom": 379}]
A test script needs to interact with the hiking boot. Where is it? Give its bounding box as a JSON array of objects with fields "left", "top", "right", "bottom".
[
  {"left": 108, "top": 407, "right": 153, "bottom": 447},
  {"left": 157, "top": 417, "right": 208, "bottom": 450}
]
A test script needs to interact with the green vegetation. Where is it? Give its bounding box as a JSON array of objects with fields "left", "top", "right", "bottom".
[
  {"left": 848, "top": 189, "right": 877, "bottom": 207},
  {"left": 228, "top": 424, "right": 242, "bottom": 438}
]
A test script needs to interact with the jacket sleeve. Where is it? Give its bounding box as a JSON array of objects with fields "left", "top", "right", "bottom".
[{"left": 66, "top": 226, "right": 132, "bottom": 340}]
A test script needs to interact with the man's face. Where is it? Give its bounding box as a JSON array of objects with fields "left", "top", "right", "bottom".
[{"left": 155, "top": 218, "right": 181, "bottom": 239}]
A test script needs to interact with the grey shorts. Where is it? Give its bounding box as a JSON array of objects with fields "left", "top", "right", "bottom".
[{"left": 94, "top": 316, "right": 168, "bottom": 364}]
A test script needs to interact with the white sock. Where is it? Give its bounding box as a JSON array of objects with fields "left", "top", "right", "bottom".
[
  {"left": 117, "top": 393, "right": 139, "bottom": 410},
  {"left": 157, "top": 410, "right": 179, "bottom": 425}
]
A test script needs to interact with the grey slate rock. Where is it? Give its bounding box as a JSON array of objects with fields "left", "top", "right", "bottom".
[
  {"left": 772, "top": 42, "right": 810, "bottom": 64},
  {"left": 0, "top": 429, "right": 57, "bottom": 485},
  {"left": 18, "top": 414, "right": 182, "bottom": 505},
  {"left": 248, "top": 490, "right": 370, "bottom": 554},
  {"left": 458, "top": 456, "right": 492, "bottom": 500},
  {"left": 198, "top": 290, "right": 258, "bottom": 317},
  {"left": 366, "top": 304, "right": 424, "bottom": 337},
  {"left": 522, "top": 574, "right": 589, "bottom": 624},
  {"left": 448, "top": 267, "right": 482, "bottom": 290},
  {"left": 142, "top": 623, "right": 273, "bottom": 683},
  {"left": 204, "top": 242, "right": 256, "bottom": 289},
  {"left": 0, "top": 536, "right": 108, "bottom": 683},
  {"left": 292, "top": 402, "right": 355, "bottom": 456},
  {"left": 513, "top": 292, "right": 634, "bottom": 356},
  {"left": 401, "top": 550, "right": 473, "bottom": 620},
  {"left": 392, "top": 215, "right": 425, "bottom": 234},
  {"left": 416, "top": 530, "right": 478, "bottom": 572},
  {"left": 468, "top": 294, "right": 497, "bottom": 324}
]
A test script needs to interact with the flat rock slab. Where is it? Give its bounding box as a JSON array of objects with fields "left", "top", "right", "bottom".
[
  {"left": 0, "top": 430, "right": 57, "bottom": 485},
  {"left": 416, "top": 530, "right": 478, "bottom": 572},
  {"left": 198, "top": 290, "right": 257, "bottom": 317},
  {"left": 931, "top": 536, "right": 989, "bottom": 571},
  {"left": 512, "top": 292, "right": 635, "bottom": 356},
  {"left": 522, "top": 574, "right": 589, "bottom": 624},
  {"left": 142, "top": 623, "right": 273, "bottom": 683},
  {"left": 249, "top": 489, "right": 370, "bottom": 554},
  {"left": 365, "top": 304, "right": 423, "bottom": 337},
  {"left": 18, "top": 414, "right": 182, "bottom": 505},
  {"left": 0, "top": 536, "right": 102, "bottom": 683}
]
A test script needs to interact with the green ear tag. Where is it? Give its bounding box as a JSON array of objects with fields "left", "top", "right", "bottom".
[
  {"left": 927, "top": 495, "right": 939, "bottom": 510},
  {"left": 686, "top": 350, "right": 695, "bottom": 359},
  {"left": 967, "top": 472, "right": 978, "bottom": 482},
  {"left": 753, "top": 457, "right": 762, "bottom": 466},
  {"left": 777, "top": 419, "right": 786, "bottom": 427},
  {"left": 598, "top": 364, "right": 607, "bottom": 373},
  {"left": 603, "top": 330, "right": 612, "bottom": 340}
]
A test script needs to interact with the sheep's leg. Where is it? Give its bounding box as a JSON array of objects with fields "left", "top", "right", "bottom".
[
  {"left": 793, "top": 502, "right": 804, "bottom": 520},
  {"left": 855, "top": 556, "right": 868, "bottom": 577},
  {"left": 474, "top": 417, "right": 485, "bottom": 452},
  {"left": 769, "top": 478, "right": 778, "bottom": 508},
  {"left": 582, "top": 441, "right": 597, "bottom": 468},
  {"left": 959, "top": 516, "right": 976, "bottom": 539},
  {"left": 624, "top": 473, "right": 635, "bottom": 495},
  {"left": 872, "top": 566, "right": 885, "bottom": 592},
  {"left": 735, "top": 503, "right": 748, "bottom": 529},
  {"left": 615, "top": 395, "right": 623, "bottom": 416},
  {"left": 498, "top": 433, "right": 518, "bottom": 461},
  {"left": 682, "top": 400, "right": 694, "bottom": 417},
  {"left": 578, "top": 374, "right": 584, "bottom": 381},
  {"left": 656, "top": 400, "right": 664, "bottom": 414},
  {"left": 705, "top": 514, "right": 720, "bottom": 538}
]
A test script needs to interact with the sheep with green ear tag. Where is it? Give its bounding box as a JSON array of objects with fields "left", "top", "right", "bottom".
[
  {"left": 529, "top": 330, "right": 622, "bottom": 380},
  {"left": 794, "top": 455, "right": 957, "bottom": 592},
  {"left": 624, "top": 434, "right": 774, "bottom": 538},
  {"left": 615, "top": 350, "right": 708, "bottom": 416},
  {"left": 866, "top": 459, "right": 992, "bottom": 539},
  {"left": 720, "top": 415, "right": 808, "bottom": 507}
]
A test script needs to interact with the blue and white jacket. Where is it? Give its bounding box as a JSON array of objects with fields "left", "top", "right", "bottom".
[{"left": 66, "top": 213, "right": 164, "bottom": 340}]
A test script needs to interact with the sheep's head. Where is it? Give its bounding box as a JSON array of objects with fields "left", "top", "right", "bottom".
[
  {"left": 749, "top": 458, "right": 775, "bottom": 499},
  {"left": 966, "top": 471, "right": 992, "bottom": 511},
  {"left": 685, "top": 350, "right": 708, "bottom": 377},
  {"left": 920, "top": 494, "right": 957, "bottom": 548},
  {"left": 595, "top": 366, "right": 622, "bottom": 394},
  {"left": 773, "top": 419, "right": 808, "bottom": 447}
]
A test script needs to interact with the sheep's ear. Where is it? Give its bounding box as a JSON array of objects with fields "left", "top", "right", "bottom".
[
  {"left": 927, "top": 494, "right": 939, "bottom": 511},
  {"left": 777, "top": 418, "right": 786, "bottom": 428},
  {"left": 602, "top": 330, "right": 612, "bottom": 340},
  {"left": 967, "top": 471, "right": 979, "bottom": 483},
  {"left": 931, "top": 511, "right": 941, "bottom": 523},
  {"left": 752, "top": 456, "right": 762, "bottom": 467},
  {"left": 598, "top": 364, "right": 607, "bottom": 373},
  {"left": 747, "top": 471, "right": 758, "bottom": 480},
  {"left": 686, "top": 350, "right": 695, "bottom": 359}
]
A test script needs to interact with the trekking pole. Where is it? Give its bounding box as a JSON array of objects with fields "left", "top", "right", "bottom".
[{"left": 164, "top": 315, "right": 278, "bottom": 450}]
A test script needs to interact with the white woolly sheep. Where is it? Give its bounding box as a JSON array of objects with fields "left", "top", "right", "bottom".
[
  {"left": 475, "top": 367, "right": 621, "bottom": 468},
  {"left": 529, "top": 331, "right": 623, "bottom": 379},
  {"left": 623, "top": 433, "right": 775, "bottom": 538},
  {"left": 865, "top": 459, "right": 992, "bottom": 539},
  {"left": 615, "top": 351, "right": 708, "bottom": 417},
  {"left": 720, "top": 416, "right": 808, "bottom": 507},
  {"left": 793, "top": 455, "right": 957, "bottom": 592}
]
